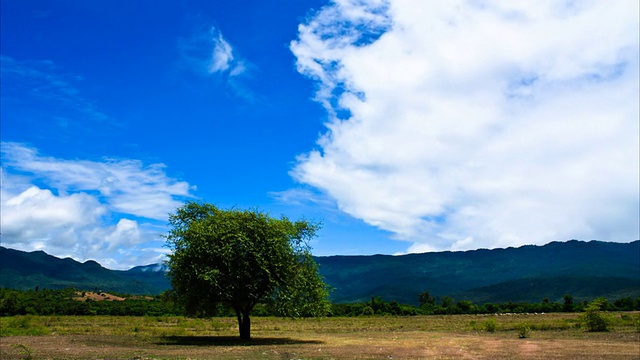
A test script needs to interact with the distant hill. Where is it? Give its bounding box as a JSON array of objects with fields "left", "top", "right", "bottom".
[
  {"left": 1, "top": 240, "right": 638, "bottom": 304},
  {"left": 315, "top": 240, "right": 640, "bottom": 305},
  {"left": 0, "top": 246, "right": 169, "bottom": 295}
]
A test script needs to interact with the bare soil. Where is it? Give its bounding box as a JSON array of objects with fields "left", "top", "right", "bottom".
[{"left": 74, "top": 291, "right": 126, "bottom": 302}]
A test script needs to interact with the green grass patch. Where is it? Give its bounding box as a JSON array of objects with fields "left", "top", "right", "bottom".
[
  {"left": 2, "top": 312, "right": 639, "bottom": 338},
  {"left": 0, "top": 315, "right": 50, "bottom": 336}
]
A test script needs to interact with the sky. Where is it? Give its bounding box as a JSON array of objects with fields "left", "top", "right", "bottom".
[{"left": 1, "top": 0, "right": 638, "bottom": 270}]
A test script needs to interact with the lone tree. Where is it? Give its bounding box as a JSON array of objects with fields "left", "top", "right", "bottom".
[{"left": 165, "top": 202, "right": 330, "bottom": 340}]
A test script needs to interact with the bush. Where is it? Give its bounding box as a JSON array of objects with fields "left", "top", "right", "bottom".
[
  {"left": 579, "top": 298, "right": 609, "bottom": 332},
  {"left": 361, "top": 306, "right": 374, "bottom": 316},
  {"left": 517, "top": 323, "right": 531, "bottom": 338},
  {"left": 581, "top": 311, "right": 608, "bottom": 332},
  {"left": 483, "top": 318, "right": 497, "bottom": 333}
]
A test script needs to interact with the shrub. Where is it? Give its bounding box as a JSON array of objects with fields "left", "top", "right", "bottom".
[
  {"left": 517, "top": 323, "right": 531, "bottom": 338},
  {"left": 579, "top": 298, "right": 609, "bottom": 332},
  {"left": 483, "top": 318, "right": 497, "bottom": 333},
  {"left": 361, "top": 306, "right": 374, "bottom": 316},
  {"left": 13, "top": 344, "right": 33, "bottom": 360}
]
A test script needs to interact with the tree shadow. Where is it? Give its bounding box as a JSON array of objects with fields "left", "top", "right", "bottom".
[{"left": 157, "top": 335, "right": 324, "bottom": 347}]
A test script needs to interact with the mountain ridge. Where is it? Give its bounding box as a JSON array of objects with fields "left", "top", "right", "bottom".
[
  {"left": 0, "top": 246, "right": 166, "bottom": 295},
  {"left": 314, "top": 240, "right": 640, "bottom": 304},
  {"left": 1, "top": 240, "right": 638, "bottom": 305}
]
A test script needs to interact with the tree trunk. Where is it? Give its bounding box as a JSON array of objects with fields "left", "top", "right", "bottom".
[{"left": 236, "top": 309, "right": 251, "bottom": 340}]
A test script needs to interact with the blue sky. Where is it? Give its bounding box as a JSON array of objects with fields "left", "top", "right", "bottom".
[{"left": 2, "top": 0, "right": 639, "bottom": 269}]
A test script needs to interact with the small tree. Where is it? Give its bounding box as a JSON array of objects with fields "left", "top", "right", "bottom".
[
  {"left": 579, "top": 298, "right": 610, "bottom": 332},
  {"left": 418, "top": 290, "right": 436, "bottom": 307},
  {"left": 165, "top": 202, "right": 330, "bottom": 340},
  {"left": 440, "top": 296, "right": 453, "bottom": 308},
  {"left": 563, "top": 293, "right": 574, "bottom": 312}
]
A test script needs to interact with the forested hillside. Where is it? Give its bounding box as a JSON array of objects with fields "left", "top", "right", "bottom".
[
  {"left": 314, "top": 240, "right": 640, "bottom": 305},
  {"left": 2, "top": 240, "right": 638, "bottom": 305},
  {"left": 0, "top": 247, "right": 168, "bottom": 295}
]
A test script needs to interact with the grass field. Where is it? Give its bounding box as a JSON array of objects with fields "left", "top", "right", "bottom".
[{"left": 1, "top": 313, "right": 639, "bottom": 359}]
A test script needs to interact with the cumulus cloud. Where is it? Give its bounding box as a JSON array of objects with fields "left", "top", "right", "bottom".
[
  {"left": 2, "top": 185, "right": 104, "bottom": 244},
  {"left": 1, "top": 143, "right": 195, "bottom": 269},
  {"left": 290, "top": 0, "right": 640, "bottom": 252}
]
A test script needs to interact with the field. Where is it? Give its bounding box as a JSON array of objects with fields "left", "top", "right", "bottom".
[{"left": 1, "top": 313, "right": 639, "bottom": 359}]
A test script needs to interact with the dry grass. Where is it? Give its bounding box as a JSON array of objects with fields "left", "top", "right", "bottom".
[
  {"left": 1, "top": 313, "right": 639, "bottom": 359},
  {"left": 74, "top": 291, "right": 126, "bottom": 302}
]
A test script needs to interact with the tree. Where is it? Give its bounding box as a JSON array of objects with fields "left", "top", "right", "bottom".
[
  {"left": 418, "top": 290, "right": 436, "bottom": 308},
  {"left": 563, "top": 294, "right": 574, "bottom": 312},
  {"left": 455, "top": 300, "right": 475, "bottom": 314},
  {"left": 165, "top": 202, "right": 330, "bottom": 340},
  {"left": 579, "top": 298, "right": 609, "bottom": 332},
  {"left": 440, "top": 296, "right": 453, "bottom": 308}
]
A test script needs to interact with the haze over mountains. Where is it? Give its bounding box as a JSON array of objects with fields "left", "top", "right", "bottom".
[{"left": 1, "top": 240, "right": 638, "bottom": 306}]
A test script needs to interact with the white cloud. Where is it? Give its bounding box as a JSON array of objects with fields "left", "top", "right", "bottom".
[
  {"left": 1, "top": 142, "right": 192, "bottom": 219},
  {"left": 178, "top": 26, "right": 256, "bottom": 102},
  {"left": 1, "top": 143, "right": 195, "bottom": 269},
  {"left": 291, "top": 0, "right": 640, "bottom": 252},
  {"left": 180, "top": 27, "right": 246, "bottom": 77},
  {"left": 208, "top": 31, "right": 235, "bottom": 73},
  {"left": 1, "top": 185, "right": 104, "bottom": 245},
  {"left": 269, "top": 188, "right": 335, "bottom": 208}
]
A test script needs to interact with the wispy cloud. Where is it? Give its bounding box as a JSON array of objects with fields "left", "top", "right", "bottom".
[
  {"left": 0, "top": 56, "right": 116, "bottom": 130},
  {"left": 179, "top": 26, "right": 250, "bottom": 84},
  {"left": 291, "top": 0, "right": 640, "bottom": 252},
  {"left": 1, "top": 142, "right": 196, "bottom": 269},
  {"left": 177, "top": 26, "right": 258, "bottom": 102},
  {"left": 1, "top": 142, "right": 193, "bottom": 220},
  {"left": 291, "top": 0, "right": 391, "bottom": 116},
  {"left": 207, "top": 30, "right": 236, "bottom": 74},
  {"left": 269, "top": 187, "right": 335, "bottom": 208}
]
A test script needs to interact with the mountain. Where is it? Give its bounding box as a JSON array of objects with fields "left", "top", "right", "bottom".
[
  {"left": 314, "top": 240, "right": 640, "bottom": 305},
  {"left": 120, "top": 263, "right": 171, "bottom": 292},
  {"left": 1, "top": 240, "right": 638, "bottom": 304},
  {"left": 0, "top": 246, "right": 169, "bottom": 295}
]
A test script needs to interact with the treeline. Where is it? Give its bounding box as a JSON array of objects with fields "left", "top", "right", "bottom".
[
  {"left": 330, "top": 293, "right": 640, "bottom": 317},
  {"left": 2, "top": 288, "right": 639, "bottom": 317},
  {"left": 0, "top": 288, "right": 182, "bottom": 317}
]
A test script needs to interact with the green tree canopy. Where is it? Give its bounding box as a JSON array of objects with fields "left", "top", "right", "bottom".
[
  {"left": 165, "top": 202, "right": 330, "bottom": 340},
  {"left": 418, "top": 290, "right": 436, "bottom": 307}
]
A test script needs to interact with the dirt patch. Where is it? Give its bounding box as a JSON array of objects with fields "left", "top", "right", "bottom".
[{"left": 74, "top": 291, "right": 127, "bottom": 302}]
